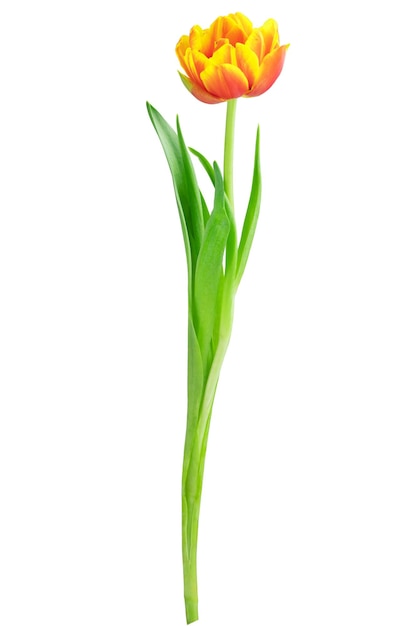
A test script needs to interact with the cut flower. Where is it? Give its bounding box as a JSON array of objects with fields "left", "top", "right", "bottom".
[
  {"left": 176, "top": 12, "right": 289, "bottom": 103},
  {"left": 147, "top": 11, "right": 290, "bottom": 623}
]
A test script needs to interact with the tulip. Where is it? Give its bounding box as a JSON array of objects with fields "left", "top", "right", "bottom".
[
  {"left": 148, "top": 12, "right": 289, "bottom": 624},
  {"left": 176, "top": 12, "right": 289, "bottom": 104}
]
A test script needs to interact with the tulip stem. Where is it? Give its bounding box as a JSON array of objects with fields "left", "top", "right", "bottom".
[{"left": 224, "top": 98, "right": 237, "bottom": 212}]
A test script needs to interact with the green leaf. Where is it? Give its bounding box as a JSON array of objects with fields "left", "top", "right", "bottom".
[
  {"left": 193, "top": 162, "right": 230, "bottom": 370},
  {"left": 235, "top": 125, "right": 262, "bottom": 288},
  {"left": 184, "top": 315, "right": 204, "bottom": 445},
  {"left": 199, "top": 191, "right": 210, "bottom": 226},
  {"left": 176, "top": 118, "right": 205, "bottom": 253},
  {"left": 189, "top": 147, "right": 215, "bottom": 186},
  {"left": 190, "top": 147, "right": 238, "bottom": 286},
  {"left": 146, "top": 103, "right": 204, "bottom": 296},
  {"left": 189, "top": 147, "right": 213, "bottom": 226}
]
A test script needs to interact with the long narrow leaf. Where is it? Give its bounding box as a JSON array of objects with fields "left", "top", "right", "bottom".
[
  {"left": 193, "top": 162, "right": 230, "bottom": 372},
  {"left": 189, "top": 147, "right": 215, "bottom": 186},
  {"left": 235, "top": 126, "right": 262, "bottom": 288},
  {"left": 190, "top": 147, "right": 237, "bottom": 282},
  {"left": 176, "top": 119, "right": 205, "bottom": 254},
  {"left": 199, "top": 191, "right": 210, "bottom": 226},
  {"left": 189, "top": 147, "right": 213, "bottom": 226},
  {"left": 146, "top": 103, "right": 202, "bottom": 293}
]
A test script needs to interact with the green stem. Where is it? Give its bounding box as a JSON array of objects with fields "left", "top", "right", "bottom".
[
  {"left": 182, "top": 323, "right": 234, "bottom": 623},
  {"left": 223, "top": 99, "right": 237, "bottom": 212},
  {"left": 182, "top": 98, "right": 238, "bottom": 624},
  {"left": 182, "top": 405, "right": 213, "bottom": 624}
]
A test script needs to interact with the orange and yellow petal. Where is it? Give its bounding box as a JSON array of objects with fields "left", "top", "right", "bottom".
[
  {"left": 189, "top": 25, "right": 205, "bottom": 51},
  {"left": 200, "top": 63, "right": 249, "bottom": 100},
  {"left": 213, "top": 37, "right": 230, "bottom": 53},
  {"left": 245, "top": 29, "right": 266, "bottom": 63},
  {"left": 247, "top": 43, "right": 289, "bottom": 98},
  {"left": 178, "top": 72, "right": 225, "bottom": 104},
  {"left": 205, "top": 17, "right": 223, "bottom": 55},
  {"left": 231, "top": 12, "right": 253, "bottom": 38},
  {"left": 221, "top": 16, "right": 248, "bottom": 46},
  {"left": 235, "top": 42, "right": 259, "bottom": 89},
  {"left": 184, "top": 49, "right": 208, "bottom": 88},
  {"left": 259, "top": 18, "right": 279, "bottom": 54},
  {"left": 176, "top": 35, "right": 191, "bottom": 74},
  {"left": 212, "top": 42, "right": 237, "bottom": 66},
  {"left": 207, "top": 15, "right": 246, "bottom": 51}
]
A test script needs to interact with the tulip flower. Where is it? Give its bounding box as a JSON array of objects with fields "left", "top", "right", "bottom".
[
  {"left": 147, "top": 12, "right": 288, "bottom": 624},
  {"left": 176, "top": 12, "right": 289, "bottom": 104}
]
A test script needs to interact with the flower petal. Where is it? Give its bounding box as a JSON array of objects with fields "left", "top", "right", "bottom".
[
  {"left": 247, "top": 44, "right": 289, "bottom": 98},
  {"left": 212, "top": 42, "right": 237, "bottom": 66},
  {"left": 184, "top": 49, "right": 208, "bottom": 87},
  {"left": 207, "top": 14, "right": 248, "bottom": 52},
  {"left": 189, "top": 25, "right": 205, "bottom": 51},
  {"left": 213, "top": 37, "right": 229, "bottom": 52},
  {"left": 206, "top": 16, "right": 225, "bottom": 55},
  {"left": 178, "top": 72, "right": 225, "bottom": 104},
  {"left": 221, "top": 15, "right": 248, "bottom": 46},
  {"left": 200, "top": 63, "right": 249, "bottom": 100},
  {"left": 259, "top": 18, "right": 279, "bottom": 53},
  {"left": 235, "top": 42, "right": 259, "bottom": 88},
  {"left": 232, "top": 12, "right": 253, "bottom": 38},
  {"left": 245, "top": 29, "right": 265, "bottom": 63},
  {"left": 176, "top": 35, "right": 191, "bottom": 74}
]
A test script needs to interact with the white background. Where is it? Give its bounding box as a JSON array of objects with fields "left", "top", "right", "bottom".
[{"left": 1, "top": 1, "right": 416, "bottom": 625}]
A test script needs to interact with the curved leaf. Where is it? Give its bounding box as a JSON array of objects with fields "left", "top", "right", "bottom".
[
  {"left": 235, "top": 126, "right": 262, "bottom": 288},
  {"left": 176, "top": 118, "right": 205, "bottom": 253},
  {"left": 189, "top": 147, "right": 215, "bottom": 186},
  {"left": 146, "top": 103, "right": 205, "bottom": 296},
  {"left": 193, "top": 162, "right": 230, "bottom": 371}
]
